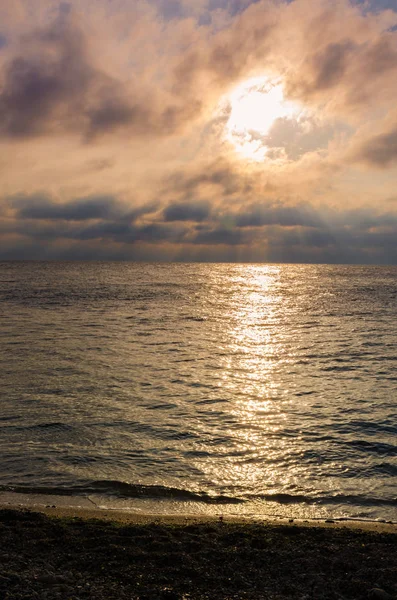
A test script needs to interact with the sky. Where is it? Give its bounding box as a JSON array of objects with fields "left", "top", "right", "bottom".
[{"left": 0, "top": 0, "right": 397, "bottom": 263}]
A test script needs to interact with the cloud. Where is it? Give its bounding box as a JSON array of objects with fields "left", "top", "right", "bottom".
[
  {"left": 163, "top": 201, "right": 211, "bottom": 222},
  {"left": 168, "top": 0, "right": 397, "bottom": 123},
  {"left": 163, "top": 159, "right": 253, "bottom": 200},
  {"left": 153, "top": 0, "right": 185, "bottom": 20},
  {"left": 9, "top": 192, "right": 158, "bottom": 223},
  {"left": 353, "top": 125, "right": 397, "bottom": 167},
  {"left": 0, "top": 9, "right": 202, "bottom": 141},
  {"left": 0, "top": 16, "right": 95, "bottom": 138},
  {"left": 355, "top": 0, "right": 397, "bottom": 12},
  {"left": 281, "top": 2, "right": 397, "bottom": 116},
  {"left": 2, "top": 186, "right": 397, "bottom": 263},
  {"left": 11, "top": 193, "right": 125, "bottom": 221},
  {"left": 171, "top": 2, "right": 276, "bottom": 96},
  {"left": 1, "top": 213, "right": 187, "bottom": 246},
  {"left": 0, "top": 19, "right": 128, "bottom": 139},
  {"left": 75, "top": 221, "right": 187, "bottom": 244},
  {"left": 191, "top": 226, "right": 248, "bottom": 245},
  {"left": 1, "top": 0, "right": 396, "bottom": 146},
  {"left": 234, "top": 203, "right": 322, "bottom": 228},
  {"left": 311, "top": 41, "right": 356, "bottom": 91},
  {"left": 0, "top": 0, "right": 397, "bottom": 264}
]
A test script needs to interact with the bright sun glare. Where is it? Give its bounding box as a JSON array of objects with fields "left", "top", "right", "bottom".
[{"left": 226, "top": 76, "right": 303, "bottom": 162}]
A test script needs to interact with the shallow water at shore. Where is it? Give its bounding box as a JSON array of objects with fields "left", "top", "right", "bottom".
[{"left": 1, "top": 262, "right": 396, "bottom": 521}]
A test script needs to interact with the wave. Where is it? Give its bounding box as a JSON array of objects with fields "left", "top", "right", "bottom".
[
  {"left": 1, "top": 481, "right": 396, "bottom": 508},
  {"left": 3, "top": 422, "right": 74, "bottom": 433},
  {"left": 343, "top": 439, "right": 397, "bottom": 456},
  {"left": 0, "top": 481, "right": 243, "bottom": 505},
  {"left": 253, "top": 492, "right": 397, "bottom": 507}
]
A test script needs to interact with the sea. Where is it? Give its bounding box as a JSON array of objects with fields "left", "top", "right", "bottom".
[{"left": 0, "top": 262, "right": 396, "bottom": 522}]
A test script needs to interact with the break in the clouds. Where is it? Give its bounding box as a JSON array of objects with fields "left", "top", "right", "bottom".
[{"left": 0, "top": 0, "right": 397, "bottom": 262}]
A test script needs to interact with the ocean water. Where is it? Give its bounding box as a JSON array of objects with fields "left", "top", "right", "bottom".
[{"left": 0, "top": 262, "right": 396, "bottom": 521}]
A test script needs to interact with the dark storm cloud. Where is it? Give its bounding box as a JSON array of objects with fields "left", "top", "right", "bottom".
[
  {"left": 126, "top": 202, "right": 159, "bottom": 222},
  {"left": 343, "top": 208, "right": 397, "bottom": 228},
  {"left": 12, "top": 194, "right": 125, "bottom": 221},
  {"left": 235, "top": 203, "right": 322, "bottom": 228},
  {"left": 70, "top": 221, "right": 186, "bottom": 244},
  {"left": 0, "top": 218, "right": 74, "bottom": 241},
  {"left": 163, "top": 201, "right": 211, "bottom": 222},
  {"left": 2, "top": 197, "right": 397, "bottom": 263},
  {"left": 9, "top": 193, "right": 159, "bottom": 226},
  {"left": 76, "top": 221, "right": 133, "bottom": 240},
  {"left": 1, "top": 215, "right": 187, "bottom": 245},
  {"left": 354, "top": 126, "right": 397, "bottom": 167},
  {"left": 191, "top": 227, "right": 248, "bottom": 245}
]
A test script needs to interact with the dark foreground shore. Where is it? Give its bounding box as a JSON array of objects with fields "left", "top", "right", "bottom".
[{"left": 0, "top": 509, "right": 396, "bottom": 600}]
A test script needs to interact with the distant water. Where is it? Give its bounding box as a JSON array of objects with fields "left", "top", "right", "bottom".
[{"left": 0, "top": 262, "right": 396, "bottom": 521}]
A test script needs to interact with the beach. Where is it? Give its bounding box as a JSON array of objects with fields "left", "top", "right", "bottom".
[{"left": 0, "top": 505, "right": 396, "bottom": 600}]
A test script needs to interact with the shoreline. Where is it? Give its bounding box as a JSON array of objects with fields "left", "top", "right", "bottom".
[{"left": 0, "top": 490, "right": 396, "bottom": 533}]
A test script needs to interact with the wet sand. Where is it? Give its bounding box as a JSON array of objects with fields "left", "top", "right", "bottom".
[{"left": 0, "top": 504, "right": 396, "bottom": 599}]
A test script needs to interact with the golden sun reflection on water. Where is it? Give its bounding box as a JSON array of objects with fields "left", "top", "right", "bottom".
[
  {"left": 204, "top": 265, "right": 293, "bottom": 495},
  {"left": 222, "top": 265, "right": 285, "bottom": 401}
]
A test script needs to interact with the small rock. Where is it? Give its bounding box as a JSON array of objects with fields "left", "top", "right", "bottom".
[{"left": 289, "top": 519, "right": 294, "bottom": 523}]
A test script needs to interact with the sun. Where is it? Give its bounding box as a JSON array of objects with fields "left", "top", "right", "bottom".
[{"left": 225, "top": 76, "right": 303, "bottom": 161}]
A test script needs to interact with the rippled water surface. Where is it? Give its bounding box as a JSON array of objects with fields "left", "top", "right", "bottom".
[{"left": 0, "top": 262, "right": 396, "bottom": 520}]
